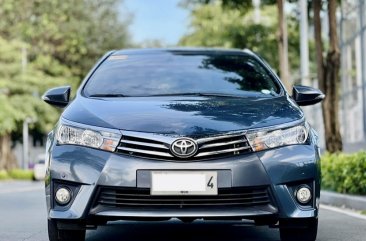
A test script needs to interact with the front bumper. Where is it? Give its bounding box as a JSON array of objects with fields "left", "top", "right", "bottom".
[{"left": 46, "top": 144, "right": 320, "bottom": 222}]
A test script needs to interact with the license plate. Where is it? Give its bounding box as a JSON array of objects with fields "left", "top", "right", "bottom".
[{"left": 151, "top": 171, "right": 218, "bottom": 195}]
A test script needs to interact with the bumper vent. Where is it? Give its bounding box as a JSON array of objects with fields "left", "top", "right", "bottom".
[
  {"left": 115, "top": 131, "right": 252, "bottom": 161},
  {"left": 95, "top": 187, "right": 271, "bottom": 209}
]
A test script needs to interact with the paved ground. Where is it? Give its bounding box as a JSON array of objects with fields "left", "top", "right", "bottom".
[{"left": 0, "top": 181, "right": 366, "bottom": 241}]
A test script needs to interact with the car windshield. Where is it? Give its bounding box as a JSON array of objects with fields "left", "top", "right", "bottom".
[{"left": 83, "top": 51, "right": 281, "bottom": 97}]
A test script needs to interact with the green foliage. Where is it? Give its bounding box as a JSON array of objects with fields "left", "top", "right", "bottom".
[
  {"left": 0, "top": 37, "right": 72, "bottom": 135},
  {"left": 7, "top": 169, "right": 34, "bottom": 180},
  {"left": 180, "top": 3, "right": 244, "bottom": 48},
  {"left": 0, "top": 169, "right": 9, "bottom": 180},
  {"left": 0, "top": 0, "right": 131, "bottom": 80},
  {"left": 182, "top": 0, "right": 254, "bottom": 12},
  {"left": 0, "top": 169, "right": 35, "bottom": 180},
  {"left": 180, "top": 2, "right": 300, "bottom": 73},
  {"left": 321, "top": 152, "right": 366, "bottom": 195}
]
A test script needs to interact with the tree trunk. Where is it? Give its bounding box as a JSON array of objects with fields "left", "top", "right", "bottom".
[
  {"left": 276, "top": 0, "right": 291, "bottom": 92},
  {"left": 313, "top": 0, "right": 343, "bottom": 153},
  {"left": 324, "top": 0, "right": 342, "bottom": 152},
  {"left": 0, "top": 134, "right": 17, "bottom": 170},
  {"left": 313, "top": 0, "right": 324, "bottom": 88}
]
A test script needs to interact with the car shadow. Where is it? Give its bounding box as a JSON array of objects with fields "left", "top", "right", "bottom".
[{"left": 86, "top": 220, "right": 280, "bottom": 241}]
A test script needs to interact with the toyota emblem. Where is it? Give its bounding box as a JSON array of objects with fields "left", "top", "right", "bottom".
[{"left": 170, "top": 138, "right": 198, "bottom": 158}]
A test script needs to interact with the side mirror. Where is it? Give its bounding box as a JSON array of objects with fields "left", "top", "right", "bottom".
[
  {"left": 42, "top": 86, "right": 71, "bottom": 108},
  {"left": 292, "top": 85, "right": 325, "bottom": 106}
]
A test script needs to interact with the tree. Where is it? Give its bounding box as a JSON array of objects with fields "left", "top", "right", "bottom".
[
  {"left": 180, "top": 2, "right": 300, "bottom": 74},
  {"left": 0, "top": 37, "right": 71, "bottom": 170},
  {"left": 0, "top": 0, "right": 131, "bottom": 80},
  {"left": 313, "top": 0, "right": 342, "bottom": 152},
  {"left": 276, "top": 0, "right": 290, "bottom": 91}
]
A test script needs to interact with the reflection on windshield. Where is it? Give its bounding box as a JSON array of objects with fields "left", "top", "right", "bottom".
[
  {"left": 83, "top": 50, "right": 281, "bottom": 97},
  {"left": 200, "top": 55, "right": 278, "bottom": 95}
]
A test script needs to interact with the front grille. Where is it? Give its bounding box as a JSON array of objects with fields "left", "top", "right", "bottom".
[
  {"left": 94, "top": 187, "right": 271, "bottom": 209},
  {"left": 115, "top": 131, "right": 252, "bottom": 161}
]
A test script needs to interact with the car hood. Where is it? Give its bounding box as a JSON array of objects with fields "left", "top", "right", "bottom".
[{"left": 62, "top": 96, "right": 303, "bottom": 135}]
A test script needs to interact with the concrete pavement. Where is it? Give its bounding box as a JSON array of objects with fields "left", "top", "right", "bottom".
[{"left": 321, "top": 190, "right": 366, "bottom": 211}]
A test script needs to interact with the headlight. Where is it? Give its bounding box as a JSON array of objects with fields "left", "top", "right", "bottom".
[
  {"left": 246, "top": 124, "right": 309, "bottom": 151},
  {"left": 57, "top": 124, "right": 121, "bottom": 151}
]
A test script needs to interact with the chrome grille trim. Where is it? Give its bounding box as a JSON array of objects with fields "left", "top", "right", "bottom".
[
  {"left": 196, "top": 132, "right": 247, "bottom": 144},
  {"left": 195, "top": 146, "right": 252, "bottom": 157},
  {"left": 117, "top": 146, "right": 174, "bottom": 158},
  {"left": 116, "top": 130, "right": 252, "bottom": 160},
  {"left": 119, "top": 139, "right": 169, "bottom": 149},
  {"left": 200, "top": 139, "right": 246, "bottom": 149}
]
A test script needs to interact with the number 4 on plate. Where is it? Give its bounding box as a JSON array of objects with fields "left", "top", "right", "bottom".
[{"left": 207, "top": 176, "right": 214, "bottom": 189}]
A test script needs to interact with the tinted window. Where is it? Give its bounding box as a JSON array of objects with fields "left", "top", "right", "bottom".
[{"left": 83, "top": 52, "right": 281, "bottom": 97}]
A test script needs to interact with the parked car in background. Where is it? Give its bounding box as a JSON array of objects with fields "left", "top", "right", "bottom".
[
  {"left": 33, "top": 154, "right": 46, "bottom": 181},
  {"left": 43, "top": 48, "right": 324, "bottom": 241}
]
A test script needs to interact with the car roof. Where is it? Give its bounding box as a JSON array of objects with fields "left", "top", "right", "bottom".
[{"left": 111, "top": 47, "right": 256, "bottom": 56}]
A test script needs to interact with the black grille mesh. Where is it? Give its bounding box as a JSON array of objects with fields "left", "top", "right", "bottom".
[{"left": 95, "top": 186, "right": 271, "bottom": 209}]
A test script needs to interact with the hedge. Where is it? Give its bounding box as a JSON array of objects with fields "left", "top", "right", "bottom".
[
  {"left": 321, "top": 152, "right": 366, "bottom": 195},
  {"left": 8, "top": 169, "right": 34, "bottom": 180},
  {"left": 0, "top": 169, "right": 34, "bottom": 180},
  {"left": 0, "top": 170, "right": 9, "bottom": 180}
]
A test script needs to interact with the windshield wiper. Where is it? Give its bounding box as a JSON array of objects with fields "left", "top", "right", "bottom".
[
  {"left": 89, "top": 94, "right": 128, "bottom": 98},
  {"left": 89, "top": 92, "right": 275, "bottom": 98},
  {"left": 145, "top": 93, "right": 248, "bottom": 98}
]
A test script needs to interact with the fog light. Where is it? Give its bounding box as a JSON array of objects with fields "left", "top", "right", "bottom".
[
  {"left": 295, "top": 186, "right": 312, "bottom": 204},
  {"left": 55, "top": 187, "right": 71, "bottom": 205}
]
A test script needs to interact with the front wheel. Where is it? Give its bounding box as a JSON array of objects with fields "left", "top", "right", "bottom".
[
  {"left": 279, "top": 218, "right": 318, "bottom": 241},
  {"left": 48, "top": 220, "right": 85, "bottom": 241}
]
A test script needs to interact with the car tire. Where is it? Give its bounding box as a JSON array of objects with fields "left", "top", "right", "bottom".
[
  {"left": 48, "top": 220, "right": 85, "bottom": 241},
  {"left": 279, "top": 218, "right": 318, "bottom": 241}
]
